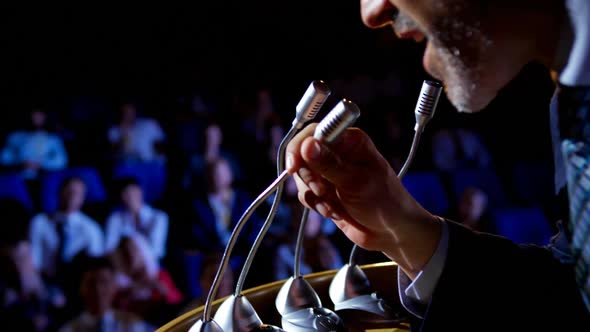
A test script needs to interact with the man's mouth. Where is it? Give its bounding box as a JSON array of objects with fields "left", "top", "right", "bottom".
[{"left": 392, "top": 12, "right": 425, "bottom": 42}]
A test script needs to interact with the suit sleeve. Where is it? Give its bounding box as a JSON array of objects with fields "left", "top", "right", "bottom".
[{"left": 410, "top": 220, "right": 590, "bottom": 331}]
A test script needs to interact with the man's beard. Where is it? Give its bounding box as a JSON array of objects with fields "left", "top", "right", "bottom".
[
  {"left": 428, "top": 16, "right": 493, "bottom": 113},
  {"left": 394, "top": 10, "right": 494, "bottom": 113}
]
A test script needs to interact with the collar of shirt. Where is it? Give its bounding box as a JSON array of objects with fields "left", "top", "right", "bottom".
[
  {"left": 53, "top": 211, "right": 84, "bottom": 225},
  {"left": 208, "top": 191, "right": 235, "bottom": 216},
  {"left": 559, "top": 0, "right": 590, "bottom": 86},
  {"left": 123, "top": 205, "right": 153, "bottom": 227}
]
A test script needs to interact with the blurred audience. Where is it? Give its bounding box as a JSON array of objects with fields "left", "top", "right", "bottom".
[
  {"left": 58, "top": 255, "right": 154, "bottom": 332},
  {"left": 0, "top": 108, "right": 68, "bottom": 180},
  {"left": 105, "top": 178, "right": 169, "bottom": 261},
  {"left": 108, "top": 102, "right": 166, "bottom": 164}
]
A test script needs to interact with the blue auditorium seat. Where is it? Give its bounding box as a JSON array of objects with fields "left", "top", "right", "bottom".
[
  {"left": 40, "top": 167, "right": 107, "bottom": 213},
  {"left": 0, "top": 173, "right": 33, "bottom": 210},
  {"left": 113, "top": 161, "right": 167, "bottom": 203},
  {"left": 402, "top": 171, "right": 449, "bottom": 215},
  {"left": 492, "top": 207, "right": 553, "bottom": 245},
  {"left": 450, "top": 167, "right": 509, "bottom": 208}
]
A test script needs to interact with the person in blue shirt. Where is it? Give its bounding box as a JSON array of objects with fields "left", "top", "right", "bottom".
[{"left": 1, "top": 108, "right": 68, "bottom": 179}]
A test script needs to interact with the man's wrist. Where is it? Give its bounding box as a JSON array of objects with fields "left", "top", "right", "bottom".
[{"left": 383, "top": 213, "right": 443, "bottom": 279}]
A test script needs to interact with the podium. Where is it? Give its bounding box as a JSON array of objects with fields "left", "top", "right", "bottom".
[{"left": 157, "top": 262, "right": 411, "bottom": 332}]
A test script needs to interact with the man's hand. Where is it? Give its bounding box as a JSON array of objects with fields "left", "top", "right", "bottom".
[{"left": 285, "top": 124, "right": 441, "bottom": 278}]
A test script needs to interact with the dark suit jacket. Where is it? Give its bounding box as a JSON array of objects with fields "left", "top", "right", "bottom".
[
  {"left": 191, "top": 190, "right": 263, "bottom": 256},
  {"left": 407, "top": 221, "right": 590, "bottom": 331}
]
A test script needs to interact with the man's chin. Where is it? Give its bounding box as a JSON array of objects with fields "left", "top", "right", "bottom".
[{"left": 445, "top": 84, "right": 495, "bottom": 113}]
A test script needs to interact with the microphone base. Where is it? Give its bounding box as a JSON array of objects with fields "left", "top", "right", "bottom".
[
  {"left": 188, "top": 319, "right": 224, "bottom": 332},
  {"left": 281, "top": 307, "right": 345, "bottom": 332}
]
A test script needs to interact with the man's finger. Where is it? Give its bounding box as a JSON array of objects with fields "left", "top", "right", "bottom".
[
  {"left": 285, "top": 123, "right": 318, "bottom": 173},
  {"left": 299, "top": 127, "right": 387, "bottom": 190}
]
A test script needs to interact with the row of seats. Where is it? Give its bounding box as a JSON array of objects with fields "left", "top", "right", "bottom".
[
  {"left": 402, "top": 163, "right": 554, "bottom": 214},
  {"left": 0, "top": 162, "right": 167, "bottom": 213},
  {"left": 402, "top": 164, "right": 555, "bottom": 246}
]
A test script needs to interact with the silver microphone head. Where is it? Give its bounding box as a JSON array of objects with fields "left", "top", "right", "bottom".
[
  {"left": 414, "top": 80, "right": 442, "bottom": 131},
  {"left": 313, "top": 99, "right": 361, "bottom": 143},
  {"left": 293, "top": 80, "right": 331, "bottom": 129}
]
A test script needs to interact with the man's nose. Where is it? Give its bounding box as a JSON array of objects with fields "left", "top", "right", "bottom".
[{"left": 360, "top": 0, "right": 397, "bottom": 28}]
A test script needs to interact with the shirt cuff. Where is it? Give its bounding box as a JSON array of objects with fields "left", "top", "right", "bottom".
[{"left": 397, "top": 219, "right": 449, "bottom": 318}]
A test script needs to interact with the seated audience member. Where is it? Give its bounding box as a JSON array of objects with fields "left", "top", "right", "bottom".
[
  {"left": 29, "top": 177, "right": 104, "bottom": 283},
  {"left": 111, "top": 236, "right": 182, "bottom": 323},
  {"left": 0, "top": 239, "right": 66, "bottom": 332},
  {"left": 105, "top": 178, "right": 169, "bottom": 261},
  {"left": 107, "top": 102, "right": 166, "bottom": 164},
  {"left": 191, "top": 158, "right": 263, "bottom": 257},
  {"left": 0, "top": 107, "right": 68, "bottom": 179},
  {"left": 274, "top": 207, "right": 343, "bottom": 281},
  {"left": 183, "top": 123, "right": 241, "bottom": 191},
  {"left": 58, "top": 255, "right": 154, "bottom": 332}
]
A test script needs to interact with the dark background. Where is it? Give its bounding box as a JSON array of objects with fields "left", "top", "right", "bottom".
[{"left": 0, "top": 2, "right": 555, "bottom": 166}]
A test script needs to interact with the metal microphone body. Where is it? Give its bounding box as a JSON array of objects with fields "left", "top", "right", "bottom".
[
  {"left": 235, "top": 81, "right": 330, "bottom": 296},
  {"left": 313, "top": 99, "right": 361, "bottom": 143},
  {"left": 293, "top": 80, "right": 331, "bottom": 129},
  {"left": 414, "top": 80, "right": 442, "bottom": 131},
  {"left": 276, "top": 99, "right": 360, "bottom": 332},
  {"left": 210, "top": 81, "right": 330, "bottom": 332}
]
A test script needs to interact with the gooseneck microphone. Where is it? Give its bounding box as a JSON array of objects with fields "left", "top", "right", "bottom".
[
  {"left": 190, "top": 170, "right": 291, "bottom": 332},
  {"left": 189, "top": 84, "right": 355, "bottom": 332},
  {"left": 328, "top": 80, "right": 442, "bottom": 323},
  {"left": 212, "top": 81, "right": 331, "bottom": 332},
  {"left": 276, "top": 99, "right": 360, "bottom": 332},
  {"left": 294, "top": 80, "right": 332, "bottom": 129},
  {"left": 413, "top": 80, "right": 441, "bottom": 131},
  {"left": 235, "top": 80, "right": 331, "bottom": 296},
  {"left": 398, "top": 80, "right": 442, "bottom": 178}
]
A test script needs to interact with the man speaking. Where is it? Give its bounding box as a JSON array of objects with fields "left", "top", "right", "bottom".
[{"left": 287, "top": 0, "right": 590, "bottom": 330}]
